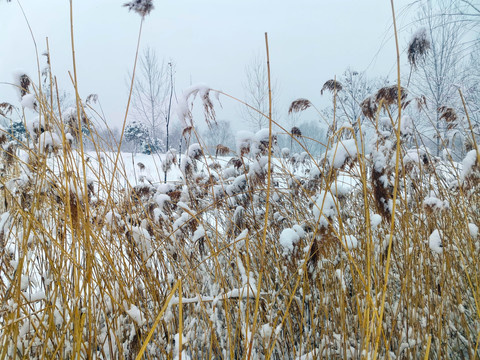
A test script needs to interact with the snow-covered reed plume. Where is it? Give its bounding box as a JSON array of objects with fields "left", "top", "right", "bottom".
[{"left": 408, "top": 27, "right": 430, "bottom": 69}]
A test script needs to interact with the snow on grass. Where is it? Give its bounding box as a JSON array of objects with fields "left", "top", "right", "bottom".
[
  {"left": 313, "top": 191, "right": 337, "bottom": 228},
  {"left": 428, "top": 229, "right": 443, "bottom": 254},
  {"left": 461, "top": 149, "right": 478, "bottom": 180},
  {"left": 468, "top": 223, "right": 478, "bottom": 238},
  {"left": 329, "top": 139, "right": 357, "bottom": 169},
  {"left": 279, "top": 228, "right": 300, "bottom": 255},
  {"left": 125, "top": 303, "right": 145, "bottom": 326},
  {"left": 344, "top": 234, "right": 358, "bottom": 250},
  {"left": 371, "top": 213, "right": 382, "bottom": 228}
]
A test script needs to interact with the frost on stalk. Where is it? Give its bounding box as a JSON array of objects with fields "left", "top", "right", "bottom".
[{"left": 123, "top": 0, "right": 154, "bottom": 17}]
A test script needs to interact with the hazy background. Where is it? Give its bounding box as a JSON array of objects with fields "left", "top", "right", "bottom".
[{"left": 0, "top": 0, "right": 415, "bottom": 132}]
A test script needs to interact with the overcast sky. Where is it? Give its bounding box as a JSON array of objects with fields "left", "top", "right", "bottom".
[{"left": 0, "top": 0, "right": 416, "bottom": 132}]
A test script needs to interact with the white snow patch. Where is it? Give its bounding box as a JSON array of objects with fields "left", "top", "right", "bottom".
[
  {"left": 279, "top": 228, "right": 300, "bottom": 255},
  {"left": 428, "top": 229, "right": 443, "bottom": 254},
  {"left": 38, "top": 131, "right": 62, "bottom": 153},
  {"left": 313, "top": 191, "right": 337, "bottom": 228},
  {"left": 21, "top": 94, "right": 37, "bottom": 110},
  {"left": 468, "top": 223, "right": 478, "bottom": 238},
  {"left": 461, "top": 150, "right": 478, "bottom": 180},
  {"left": 371, "top": 213, "right": 382, "bottom": 228},
  {"left": 423, "top": 196, "right": 449, "bottom": 210},
  {"left": 329, "top": 139, "right": 357, "bottom": 169},
  {"left": 125, "top": 304, "right": 145, "bottom": 326},
  {"left": 344, "top": 235, "right": 358, "bottom": 250}
]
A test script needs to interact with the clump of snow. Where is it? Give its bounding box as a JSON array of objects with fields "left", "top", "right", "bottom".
[
  {"left": 192, "top": 226, "right": 205, "bottom": 242},
  {"left": 188, "top": 143, "right": 202, "bottom": 159},
  {"left": 125, "top": 303, "right": 145, "bottom": 326},
  {"left": 234, "top": 229, "right": 248, "bottom": 249},
  {"left": 236, "top": 130, "right": 255, "bottom": 155},
  {"left": 155, "top": 193, "right": 171, "bottom": 209},
  {"left": 172, "top": 332, "right": 191, "bottom": 360},
  {"left": 260, "top": 324, "right": 273, "bottom": 340},
  {"left": 255, "top": 128, "right": 271, "bottom": 143},
  {"left": 332, "top": 175, "right": 356, "bottom": 197},
  {"left": 400, "top": 115, "right": 413, "bottom": 137},
  {"left": 249, "top": 156, "right": 268, "bottom": 176},
  {"left": 329, "top": 139, "right": 357, "bottom": 169},
  {"left": 173, "top": 212, "right": 190, "bottom": 236},
  {"left": 131, "top": 226, "right": 153, "bottom": 258},
  {"left": 344, "top": 235, "right": 358, "bottom": 250},
  {"left": 157, "top": 183, "right": 175, "bottom": 194},
  {"left": 226, "top": 174, "right": 247, "bottom": 196},
  {"left": 372, "top": 150, "right": 387, "bottom": 172},
  {"left": 313, "top": 191, "right": 337, "bottom": 228},
  {"left": 38, "top": 131, "right": 62, "bottom": 153},
  {"left": 105, "top": 211, "right": 121, "bottom": 226},
  {"left": 26, "top": 290, "right": 46, "bottom": 302},
  {"left": 180, "top": 156, "right": 193, "bottom": 174},
  {"left": 309, "top": 167, "right": 321, "bottom": 180},
  {"left": 335, "top": 269, "right": 346, "bottom": 291},
  {"left": 20, "top": 94, "right": 37, "bottom": 111},
  {"left": 468, "top": 223, "right": 478, "bottom": 238},
  {"left": 371, "top": 213, "right": 382, "bottom": 228},
  {"left": 292, "top": 224, "right": 305, "bottom": 239},
  {"left": 423, "top": 196, "right": 449, "bottom": 211},
  {"left": 279, "top": 228, "right": 300, "bottom": 255},
  {"left": 380, "top": 116, "right": 393, "bottom": 129},
  {"left": 428, "top": 229, "right": 443, "bottom": 254},
  {"left": 461, "top": 150, "right": 478, "bottom": 180}
]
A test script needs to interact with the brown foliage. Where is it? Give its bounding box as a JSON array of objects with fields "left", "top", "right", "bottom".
[
  {"left": 288, "top": 99, "right": 311, "bottom": 114},
  {"left": 321, "top": 79, "right": 343, "bottom": 95}
]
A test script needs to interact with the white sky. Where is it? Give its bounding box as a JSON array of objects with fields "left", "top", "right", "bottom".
[{"left": 0, "top": 0, "right": 415, "bottom": 132}]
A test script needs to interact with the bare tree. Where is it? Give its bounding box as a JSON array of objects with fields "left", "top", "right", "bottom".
[
  {"left": 241, "top": 54, "right": 279, "bottom": 131},
  {"left": 408, "top": 0, "right": 468, "bottom": 155},
  {"left": 130, "top": 47, "right": 172, "bottom": 145},
  {"left": 338, "top": 69, "right": 387, "bottom": 130},
  {"left": 202, "top": 119, "right": 235, "bottom": 154}
]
